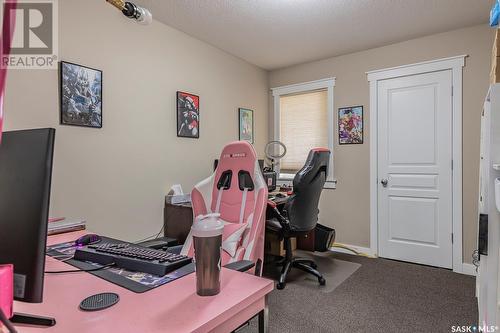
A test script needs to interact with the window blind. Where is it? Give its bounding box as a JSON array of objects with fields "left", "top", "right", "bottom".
[{"left": 279, "top": 89, "right": 329, "bottom": 174}]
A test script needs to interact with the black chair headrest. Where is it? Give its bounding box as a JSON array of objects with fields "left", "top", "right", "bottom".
[{"left": 293, "top": 149, "right": 330, "bottom": 190}]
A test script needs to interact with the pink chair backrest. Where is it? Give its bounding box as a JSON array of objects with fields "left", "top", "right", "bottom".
[
  {"left": 189, "top": 141, "right": 268, "bottom": 271},
  {"left": 211, "top": 142, "right": 258, "bottom": 223}
]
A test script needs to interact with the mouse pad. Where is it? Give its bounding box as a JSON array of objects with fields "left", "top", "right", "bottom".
[{"left": 46, "top": 237, "right": 195, "bottom": 293}]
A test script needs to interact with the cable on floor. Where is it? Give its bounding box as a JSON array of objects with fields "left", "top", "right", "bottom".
[{"left": 331, "top": 243, "right": 376, "bottom": 258}]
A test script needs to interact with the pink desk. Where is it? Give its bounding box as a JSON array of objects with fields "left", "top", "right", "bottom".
[{"left": 13, "top": 231, "right": 274, "bottom": 333}]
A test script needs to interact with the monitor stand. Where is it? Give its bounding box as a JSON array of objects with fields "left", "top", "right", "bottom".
[{"left": 10, "top": 312, "right": 56, "bottom": 327}]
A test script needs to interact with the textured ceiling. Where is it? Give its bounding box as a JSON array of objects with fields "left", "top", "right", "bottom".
[{"left": 135, "top": 0, "right": 492, "bottom": 70}]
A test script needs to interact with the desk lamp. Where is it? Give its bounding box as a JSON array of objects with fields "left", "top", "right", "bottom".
[
  {"left": 264, "top": 141, "right": 287, "bottom": 173},
  {"left": 263, "top": 141, "right": 287, "bottom": 192}
]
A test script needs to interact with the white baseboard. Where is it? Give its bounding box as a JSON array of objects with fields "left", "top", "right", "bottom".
[
  {"left": 460, "top": 263, "right": 477, "bottom": 276},
  {"left": 329, "top": 244, "right": 477, "bottom": 277},
  {"left": 329, "top": 243, "right": 377, "bottom": 257}
]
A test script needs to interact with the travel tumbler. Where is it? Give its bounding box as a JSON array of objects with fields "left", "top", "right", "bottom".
[{"left": 191, "top": 213, "right": 224, "bottom": 296}]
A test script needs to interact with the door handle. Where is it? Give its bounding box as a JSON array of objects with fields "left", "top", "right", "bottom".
[{"left": 381, "top": 179, "right": 388, "bottom": 187}]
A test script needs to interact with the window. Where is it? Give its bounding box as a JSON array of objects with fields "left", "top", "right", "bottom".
[
  {"left": 272, "top": 78, "right": 336, "bottom": 189},
  {"left": 280, "top": 90, "right": 329, "bottom": 174}
]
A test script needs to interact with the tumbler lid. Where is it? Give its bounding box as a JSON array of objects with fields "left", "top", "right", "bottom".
[{"left": 192, "top": 213, "right": 224, "bottom": 237}]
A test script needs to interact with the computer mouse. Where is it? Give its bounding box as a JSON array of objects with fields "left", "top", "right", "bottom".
[{"left": 75, "top": 234, "right": 101, "bottom": 246}]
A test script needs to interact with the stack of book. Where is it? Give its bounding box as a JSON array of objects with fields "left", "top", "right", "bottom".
[{"left": 48, "top": 217, "right": 86, "bottom": 235}]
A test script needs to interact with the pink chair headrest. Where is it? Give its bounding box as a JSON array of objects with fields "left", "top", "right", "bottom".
[
  {"left": 210, "top": 141, "right": 259, "bottom": 218},
  {"left": 217, "top": 141, "right": 257, "bottom": 176}
]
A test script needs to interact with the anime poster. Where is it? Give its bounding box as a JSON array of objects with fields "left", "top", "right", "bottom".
[
  {"left": 60, "top": 61, "right": 102, "bottom": 128},
  {"left": 238, "top": 108, "right": 254, "bottom": 144},
  {"left": 338, "top": 106, "right": 363, "bottom": 144},
  {"left": 177, "top": 91, "right": 199, "bottom": 138}
]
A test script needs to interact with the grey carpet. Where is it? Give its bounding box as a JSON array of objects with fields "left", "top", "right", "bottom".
[{"left": 239, "top": 252, "right": 478, "bottom": 333}]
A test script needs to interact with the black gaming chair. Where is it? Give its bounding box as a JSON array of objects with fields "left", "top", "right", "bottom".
[{"left": 266, "top": 148, "right": 330, "bottom": 290}]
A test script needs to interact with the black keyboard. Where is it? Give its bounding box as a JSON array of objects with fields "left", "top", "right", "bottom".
[{"left": 73, "top": 242, "right": 192, "bottom": 276}]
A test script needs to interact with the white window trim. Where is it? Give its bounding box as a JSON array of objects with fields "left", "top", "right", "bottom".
[{"left": 271, "top": 77, "right": 336, "bottom": 189}]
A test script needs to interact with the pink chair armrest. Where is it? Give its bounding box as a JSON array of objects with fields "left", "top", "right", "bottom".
[{"left": 191, "top": 187, "right": 209, "bottom": 217}]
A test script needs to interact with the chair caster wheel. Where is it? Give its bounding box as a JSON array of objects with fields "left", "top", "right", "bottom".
[
  {"left": 318, "top": 277, "right": 326, "bottom": 286},
  {"left": 310, "top": 263, "right": 318, "bottom": 269},
  {"left": 277, "top": 282, "right": 286, "bottom": 290}
]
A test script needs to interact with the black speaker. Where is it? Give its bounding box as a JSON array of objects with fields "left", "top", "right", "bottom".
[{"left": 263, "top": 171, "right": 276, "bottom": 192}]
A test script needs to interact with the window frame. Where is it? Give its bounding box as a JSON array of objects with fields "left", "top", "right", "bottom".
[{"left": 271, "top": 77, "right": 336, "bottom": 189}]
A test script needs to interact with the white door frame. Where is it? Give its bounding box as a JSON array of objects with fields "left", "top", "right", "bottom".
[{"left": 366, "top": 55, "right": 466, "bottom": 274}]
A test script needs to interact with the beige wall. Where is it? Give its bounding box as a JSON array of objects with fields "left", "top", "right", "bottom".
[
  {"left": 3, "top": 0, "right": 268, "bottom": 241},
  {"left": 3, "top": 1, "right": 491, "bottom": 264},
  {"left": 269, "top": 24, "right": 494, "bottom": 263}
]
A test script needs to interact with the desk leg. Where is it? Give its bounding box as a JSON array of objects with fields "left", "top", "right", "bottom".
[{"left": 258, "top": 296, "right": 269, "bottom": 333}]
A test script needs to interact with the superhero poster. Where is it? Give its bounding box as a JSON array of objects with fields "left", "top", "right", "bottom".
[
  {"left": 177, "top": 91, "right": 199, "bottom": 138},
  {"left": 338, "top": 106, "right": 363, "bottom": 144},
  {"left": 60, "top": 61, "right": 102, "bottom": 128}
]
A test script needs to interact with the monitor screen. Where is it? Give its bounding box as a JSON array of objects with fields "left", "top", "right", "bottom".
[{"left": 0, "top": 128, "right": 55, "bottom": 303}]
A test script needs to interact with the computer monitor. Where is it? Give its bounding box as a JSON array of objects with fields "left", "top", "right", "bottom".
[{"left": 0, "top": 128, "right": 55, "bottom": 304}]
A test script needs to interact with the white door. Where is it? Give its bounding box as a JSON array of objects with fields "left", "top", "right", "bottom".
[{"left": 377, "top": 70, "right": 453, "bottom": 268}]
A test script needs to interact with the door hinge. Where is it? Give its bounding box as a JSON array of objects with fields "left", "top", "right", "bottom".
[
  {"left": 451, "top": 86, "right": 454, "bottom": 96},
  {"left": 451, "top": 160, "right": 453, "bottom": 170},
  {"left": 451, "top": 233, "right": 454, "bottom": 244}
]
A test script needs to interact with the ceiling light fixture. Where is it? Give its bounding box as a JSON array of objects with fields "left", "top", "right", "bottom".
[{"left": 106, "top": 0, "right": 153, "bottom": 25}]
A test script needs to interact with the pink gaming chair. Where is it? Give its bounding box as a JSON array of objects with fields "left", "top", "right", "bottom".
[{"left": 181, "top": 141, "right": 268, "bottom": 275}]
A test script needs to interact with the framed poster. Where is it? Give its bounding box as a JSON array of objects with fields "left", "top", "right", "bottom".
[
  {"left": 338, "top": 106, "right": 363, "bottom": 144},
  {"left": 177, "top": 91, "right": 199, "bottom": 138},
  {"left": 238, "top": 108, "right": 254, "bottom": 144},
  {"left": 60, "top": 61, "right": 102, "bottom": 128}
]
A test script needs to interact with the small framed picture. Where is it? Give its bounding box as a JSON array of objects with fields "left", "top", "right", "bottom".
[
  {"left": 177, "top": 91, "right": 199, "bottom": 138},
  {"left": 60, "top": 61, "right": 102, "bottom": 128},
  {"left": 338, "top": 106, "right": 363, "bottom": 144},
  {"left": 238, "top": 108, "right": 254, "bottom": 144}
]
